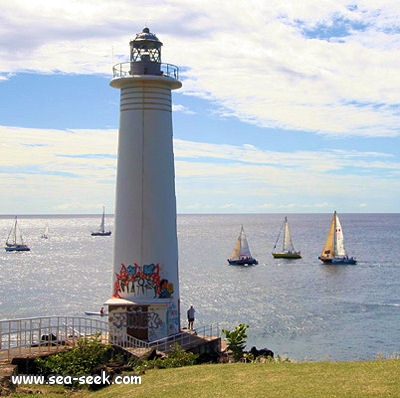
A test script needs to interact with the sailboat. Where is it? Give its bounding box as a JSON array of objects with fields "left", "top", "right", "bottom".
[
  {"left": 41, "top": 224, "right": 49, "bottom": 239},
  {"left": 91, "top": 206, "right": 112, "bottom": 236},
  {"left": 227, "top": 225, "right": 258, "bottom": 266},
  {"left": 319, "top": 211, "right": 356, "bottom": 265},
  {"left": 272, "top": 216, "right": 301, "bottom": 259},
  {"left": 5, "top": 216, "right": 30, "bottom": 252}
]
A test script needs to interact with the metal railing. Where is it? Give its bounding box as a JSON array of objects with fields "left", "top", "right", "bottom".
[
  {"left": 149, "top": 323, "right": 220, "bottom": 353},
  {"left": 112, "top": 62, "right": 179, "bottom": 80},
  {"left": 109, "top": 330, "right": 150, "bottom": 349},
  {"left": 0, "top": 316, "right": 219, "bottom": 360},
  {"left": 0, "top": 316, "right": 108, "bottom": 361},
  {"left": 106, "top": 324, "right": 220, "bottom": 353}
]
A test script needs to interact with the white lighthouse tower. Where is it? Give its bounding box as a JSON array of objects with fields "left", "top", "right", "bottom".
[{"left": 106, "top": 28, "right": 181, "bottom": 342}]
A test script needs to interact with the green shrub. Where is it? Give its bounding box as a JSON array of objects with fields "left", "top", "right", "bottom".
[
  {"left": 222, "top": 323, "right": 249, "bottom": 361},
  {"left": 157, "top": 343, "right": 198, "bottom": 368},
  {"left": 130, "top": 343, "right": 198, "bottom": 371},
  {"left": 35, "top": 336, "right": 112, "bottom": 380}
]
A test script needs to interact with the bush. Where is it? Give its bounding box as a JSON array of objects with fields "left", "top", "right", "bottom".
[
  {"left": 157, "top": 343, "right": 198, "bottom": 368},
  {"left": 129, "top": 343, "right": 198, "bottom": 371},
  {"left": 35, "top": 336, "right": 112, "bottom": 381},
  {"left": 222, "top": 323, "right": 249, "bottom": 361}
]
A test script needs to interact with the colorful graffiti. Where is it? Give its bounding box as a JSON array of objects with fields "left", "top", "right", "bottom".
[
  {"left": 166, "top": 301, "right": 180, "bottom": 335},
  {"left": 113, "top": 263, "right": 174, "bottom": 298},
  {"left": 109, "top": 306, "right": 165, "bottom": 340}
]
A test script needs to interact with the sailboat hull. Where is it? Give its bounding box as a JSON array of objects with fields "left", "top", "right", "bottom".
[
  {"left": 91, "top": 231, "right": 112, "bottom": 236},
  {"left": 319, "top": 256, "right": 356, "bottom": 265},
  {"left": 228, "top": 258, "right": 258, "bottom": 266},
  {"left": 272, "top": 252, "right": 301, "bottom": 259},
  {"left": 5, "top": 244, "right": 30, "bottom": 252}
]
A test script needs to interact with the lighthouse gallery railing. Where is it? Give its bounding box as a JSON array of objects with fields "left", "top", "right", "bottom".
[{"left": 112, "top": 62, "right": 179, "bottom": 80}]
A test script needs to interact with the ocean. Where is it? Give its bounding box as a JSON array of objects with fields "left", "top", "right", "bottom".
[{"left": 0, "top": 213, "right": 399, "bottom": 361}]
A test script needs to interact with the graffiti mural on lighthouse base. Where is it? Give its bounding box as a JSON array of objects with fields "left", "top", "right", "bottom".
[{"left": 113, "top": 262, "right": 174, "bottom": 299}]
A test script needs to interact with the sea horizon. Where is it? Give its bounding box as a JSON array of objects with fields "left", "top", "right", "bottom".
[{"left": 0, "top": 211, "right": 399, "bottom": 218}]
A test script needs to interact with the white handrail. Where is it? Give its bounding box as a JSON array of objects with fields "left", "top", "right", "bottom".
[
  {"left": 0, "top": 316, "right": 108, "bottom": 360},
  {"left": 0, "top": 316, "right": 219, "bottom": 360}
]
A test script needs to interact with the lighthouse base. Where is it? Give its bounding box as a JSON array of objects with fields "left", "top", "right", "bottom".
[{"left": 105, "top": 297, "right": 179, "bottom": 342}]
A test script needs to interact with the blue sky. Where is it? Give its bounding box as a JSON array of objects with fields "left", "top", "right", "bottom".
[{"left": 0, "top": 0, "right": 399, "bottom": 214}]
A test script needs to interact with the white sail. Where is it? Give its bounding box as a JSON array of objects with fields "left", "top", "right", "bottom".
[
  {"left": 334, "top": 212, "right": 346, "bottom": 257},
  {"left": 238, "top": 227, "right": 252, "bottom": 258},
  {"left": 41, "top": 224, "right": 49, "bottom": 239},
  {"left": 272, "top": 217, "right": 301, "bottom": 258},
  {"left": 229, "top": 226, "right": 252, "bottom": 260},
  {"left": 228, "top": 225, "right": 258, "bottom": 265},
  {"left": 99, "top": 207, "right": 106, "bottom": 232},
  {"left": 6, "top": 217, "right": 24, "bottom": 246},
  {"left": 5, "top": 216, "right": 30, "bottom": 251},
  {"left": 283, "top": 218, "right": 295, "bottom": 252},
  {"left": 91, "top": 206, "right": 111, "bottom": 236}
]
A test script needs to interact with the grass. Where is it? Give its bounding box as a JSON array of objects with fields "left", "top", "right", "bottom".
[{"left": 12, "top": 359, "right": 400, "bottom": 398}]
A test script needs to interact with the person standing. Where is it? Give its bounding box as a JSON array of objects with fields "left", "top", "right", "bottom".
[{"left": 187, "top": 305, "right": 195, "bottom": 330}]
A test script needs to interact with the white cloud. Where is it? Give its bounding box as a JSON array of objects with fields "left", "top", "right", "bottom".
[
  {"left": 1, "top": 125, "right": 398, "bottom": 213},
  {"left": 1, "top": 0, "right": 399, "bottom": 136},
  {"left": 0, "top": 125, "right": 117, "bottom": 213},
  {"left": 0, "top": 1, "right": 399, "bottom": 214},
  {"left": 173, "top": 138, "right": 400, "bottom": 173},
  {"left": 172, "top": 104, "right": 195, "bottom": 114},
  {"left": 173, "top": 137, "right": 400, "bottom": 212}
]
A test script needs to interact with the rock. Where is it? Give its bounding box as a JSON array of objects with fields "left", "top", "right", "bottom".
[{"left": 249, "top": 346, "right": 274, "bottom": 359}]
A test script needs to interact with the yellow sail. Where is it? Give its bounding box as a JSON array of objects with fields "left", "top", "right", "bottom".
[
  {"left": 230, "top": 236, "right": 241, "bottom": 260},
  {"left": 321, "top": 212, "right": 335, "bottom": 259}
]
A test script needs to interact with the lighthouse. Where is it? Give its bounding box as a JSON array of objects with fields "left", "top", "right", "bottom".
[{"left": 106, "top": 28, "right": 182, "bottom": 342}]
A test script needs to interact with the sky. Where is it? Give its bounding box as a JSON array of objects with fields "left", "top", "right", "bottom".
[{"left": 0, "top": 0, "right": 399, "bottom": 214}]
